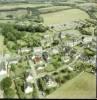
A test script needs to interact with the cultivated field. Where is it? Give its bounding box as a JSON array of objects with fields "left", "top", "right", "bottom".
[
  {"left": 39, "top": 6, "right": 72, "bottom": 13},
  {"left": 47, "top": 72, "right": 96, "bottom": 99},
  {"left": 0, "top": 3, "right": 52, "bottom": 10},
  {"left": 41, "top": 9, "right": 90, "bottom": 25}
]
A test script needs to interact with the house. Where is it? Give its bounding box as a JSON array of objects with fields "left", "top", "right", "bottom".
[
  {"left": 26, "top": 72, "right": 34, "bottom": 83},
  {"left": 33, "top": 47, "right": 43, "bottom": 56},
  {"left": 41, "top": 35, "right": 53, "bottom": 48},
  {"left": 18, "top": 47, "right": 31, "bottom": 54},
  {"left": 0, "top": 62, "right": 8, "bottom": 81},
  {"left": 68, "top": 67, "right": 74, "bottom": 71},
  {"left": 24, "top": 82, "right": 33, "bottom": 94},
  {"left": 8, "top": 58, "right": 19, "bottom": 65},
  {"left": 63, "top": 56, "right": 70, "bottom": 63},
  {"left": 84, "top": 36, "right": 92, "bottom": 44},
  {"left": 46, "top": 78, "right": 57, "bottom": 89},
  {"left": 51, "top": 46, "right": 59, "bottom": 55},
  {"left": 8, "top": 56, "right": 21, "bottom": 65},
  {"left": 43, "top": 75, "right": 57, "bottom": 89}
]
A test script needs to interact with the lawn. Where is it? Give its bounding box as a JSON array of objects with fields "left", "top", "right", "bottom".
[
  {"left": 46, "top": 72, "right": 96, "bottom": 99},
  {"left": 41, "top": 9, "right": 90, "bottom": 25}
]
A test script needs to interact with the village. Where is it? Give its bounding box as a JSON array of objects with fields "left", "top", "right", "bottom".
[
  {"left": 0, "top": 20, "right": 96, "bottom": 98},
  {"left": 0, "top": 0, "right": 96, "bottom": 99}
]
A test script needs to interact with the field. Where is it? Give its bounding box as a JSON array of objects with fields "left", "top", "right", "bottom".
[
  {"left": 0, "top": 35, "right": 4, "bottom": 54},
  {"left": 0, "top": 3, "right": 52, "bottom": 10},
  {"left": 0, "top": 35, "right": 9, "bottom": 54},
  {"left": 39, "top": 6, "right": 71, "bottom": 13},
  {"left": 46, "top": 72, "right": 96, "bottom": 99},
  {"left": 41, "top": 9, "right": 90, "bottom": 25}
]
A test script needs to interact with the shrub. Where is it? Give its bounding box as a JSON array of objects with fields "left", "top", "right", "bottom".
[
  {"left": 1, "top": 77, "right": 12, "bottom": 90},
  {"left": 4, "top": 88, "right": 16, "bottom": 98}
]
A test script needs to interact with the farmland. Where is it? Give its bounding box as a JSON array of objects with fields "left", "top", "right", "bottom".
[
  {"left": 47, "top": 72, "right": 96, "bottom": 99},
  {"left": 41, "top": 9, "right": 90, "bottom": 25},
  {"left": 0, "top": 0, "right": 96, "bottom": 99},
  {"left": 0, "top": 3, "right": 52, "bottom": 10}
]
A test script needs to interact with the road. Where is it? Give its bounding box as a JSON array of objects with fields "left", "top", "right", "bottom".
[
  {"left": 28, "top": 52, "right": 80, "bottom": 80},
  {"left": 28, "top": 60, "right": 40, "bottom": 98}
]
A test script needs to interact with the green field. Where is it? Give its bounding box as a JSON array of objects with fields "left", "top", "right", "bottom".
[
  {"left": 39, "top": 6, "right": 71, "bottom": 13},
  {"left": 41, "top": 9, "right": 90, "bottom": 25},
  {"left": 46, "top": 72, "right": 96, "bottom": 99},
  {"left": 0, "top": 35, "right": 4, "bottom": 53},
  {"left": 0, "top": 3, "right": 52, "bottom": 10}
]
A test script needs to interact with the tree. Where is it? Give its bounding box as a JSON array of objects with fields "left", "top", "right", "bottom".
[
  {"left": 38, "top": 78, "right": 46, "bottom": 91},
  {"left": 1, "top": 77, "right": 12, "bottom": 90},
  {"left": 32, "top": 84, "right": 39, "bottom": 98},
  {"left": 84, "top": 48, "right": 95, "bottom": 60},
  {"left": 4, "top": 88, "right": 15, "bottom": 98}
]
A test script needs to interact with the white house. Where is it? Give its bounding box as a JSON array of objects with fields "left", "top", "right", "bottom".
[
  {"left": 51, "top": 47, "right": 59, "bottom": 55},
  {"left": 84, "top": 36, "right": 92, "bottom": 44},
  {"left": 25, "top": 86, "right": 33, "bottom": 94},
  {"left": 46, "top": 79, "right": 57, "bottom": 89},
  {"left": 24, "top": 83, "right": 33, "bottom": 94},
  {"left": 68, "top": 67, "right": 74, "bottom": 71},
  {"left": 8, "top": 56, "right": 21, "bottom": 65},
  {"left": 18, "top": 47, "right": 31, "bottom": 54},
  {"left": 26, "top": 74, "right": 34, "bottom": 83},
  {"left": 0, "top": 62, "right": 8, "bottom": 81},
  {"left": 33, "top": 47, "right": 43, "bottom": 56}
]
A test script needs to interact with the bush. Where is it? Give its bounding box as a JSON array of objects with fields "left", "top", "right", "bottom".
[
  {"left": 1, "top": 77, "right": 12, "bottom": 90},
  {"left": 45, "top": 64, "right": 55, "bottom": 72},
  {"left": 4, "top": 88, "right": 16, "bottom": 98}
]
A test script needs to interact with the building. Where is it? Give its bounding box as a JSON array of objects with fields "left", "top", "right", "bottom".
[
  {"left": 33, "top": 47, "right": 43, "bottom": 56},
  {"left": 46, "top": 78, "right": 57, "bottom": 89},
  {"left": 26, "top": 72, "right": 34, "bottom": 83},
  {"left": 18, "top": 47, "right": 31, "bottom": 54},
  {"left": 24, "top": 82, "right": 33, "bottom": 94},
  {"left": 0, "top": 61, "right": 8, "bottom": 81},
  {"left": 8, "top": 56, "right": 21, "bottom": 65},
  {"left": 43, "top": 75, "right": 58, "bottom": 89},
  {"left": 41, "top": 34, "right": 53, "bottom": 48}
]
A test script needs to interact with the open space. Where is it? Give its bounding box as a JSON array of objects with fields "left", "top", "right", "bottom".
[
  {"left": 47, "top": 72, "right": 96, "bottom": 99},
  {"left": 41, "top": 9, "right": 90, "bottom": 25}
]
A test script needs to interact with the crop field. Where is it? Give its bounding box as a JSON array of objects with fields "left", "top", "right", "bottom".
[
  {"left": 0, "top": 3, "right": 52, "bottom": 10},
  {"left": 39, "top": 6, "right": 72, "bottom": 13},
  {"left": 46, "top": 72, "right": 96, "bottom": 99},
  {"left": 41, "top": 9, "right": 90, "bottom": 25}
]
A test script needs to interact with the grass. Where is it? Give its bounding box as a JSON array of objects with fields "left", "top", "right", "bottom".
[
  {"left": 46, "top": 72, "right": 96, "bottom": 99},
  {"left": 0, "top": 35, "right": 4, "bottom": 54},
  {"left": 0, "top": 3, "right": 51, "bottom": 10},
  {"left": 39, "top": 6, "right": 71, "bottom": 13},
  {"left": 41, "top": 9, "right": 90, "bottom": 25}
]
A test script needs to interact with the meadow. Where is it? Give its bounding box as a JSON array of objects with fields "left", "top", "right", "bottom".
[
  {"left": 39, "top": 6, "right": 71, "bottom": 14},
  {"left": 0, "top": 3, "right": 52, "bottom": 10},
  {"left": 46, "top": 72, "right": 96, "bottom": 99},
  {"left": 41, "top": 9, "right": 90, "bottom": 25}
]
